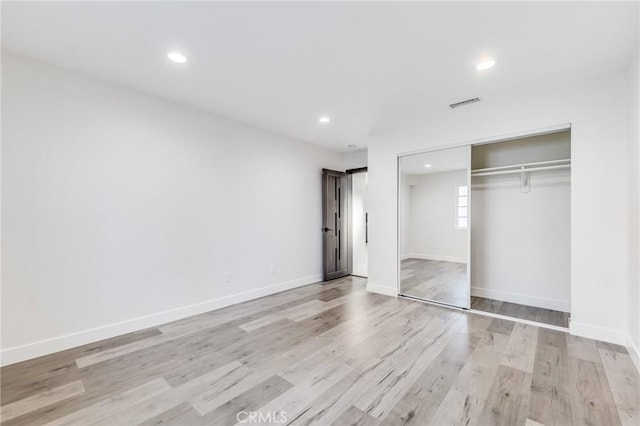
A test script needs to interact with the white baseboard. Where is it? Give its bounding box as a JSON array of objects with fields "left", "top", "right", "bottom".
[
  {"left": 366, "top": 282, "right": 397, "bottom": 297},
  {"left": 471, "top": 287, "right": 570, "bottom": 313},
  {"left": 626, "top": 334, "right": 640, "bottom": 373},
  {"left": 401, "top": 253, "right": 466, "bottom": 263},
  {"left": 0, "top": 273, "right": 323, "bottom": 367},
  {"left": 569, "top": 321, "right": 629, "bottom": 346}
]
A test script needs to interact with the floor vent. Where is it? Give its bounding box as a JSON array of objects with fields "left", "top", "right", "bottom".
[{"left": 449, "top": 97, "right": 480, "bottom": 109}]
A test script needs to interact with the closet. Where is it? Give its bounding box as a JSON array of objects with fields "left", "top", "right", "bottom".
[
  {"left": 470, "top": 130, "right": 571, "bottom": 327},
  {"left": 398, "top": 129, "right": 571, "bottom": 328}
]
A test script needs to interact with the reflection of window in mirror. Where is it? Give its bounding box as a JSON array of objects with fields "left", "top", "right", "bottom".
[{"left": 456, "top": 185, "right": 468, "bottom": 229}]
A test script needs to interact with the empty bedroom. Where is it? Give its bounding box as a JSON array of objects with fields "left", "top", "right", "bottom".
[{"left": 1, "top": 1, "right": 639, "bottom": 425}]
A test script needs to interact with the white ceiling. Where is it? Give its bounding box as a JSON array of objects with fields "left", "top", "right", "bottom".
[
  {"left": 401, "top": 146, "right": 469, "bottom": 176},
  {"left": 3, "top": 2, "right": 638, "bottom": 151}
]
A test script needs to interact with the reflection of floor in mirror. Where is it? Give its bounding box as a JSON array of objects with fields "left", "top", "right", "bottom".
[
  {"left": 471, "top": 296, "right": 569, "bottom": 328},
  {"left": 400, "top": 258, "right": 468, "bottom": 307}
]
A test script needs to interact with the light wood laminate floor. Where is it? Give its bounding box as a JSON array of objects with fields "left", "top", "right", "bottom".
[
  {"left": 1, "top": 277, "right": 638, "bottom": 426},
  {"left": 400, "top": 258, "right": 468, "bottom": 307},
  {"left": 471, "top": 296, "right": 570, "bottom": 328}
]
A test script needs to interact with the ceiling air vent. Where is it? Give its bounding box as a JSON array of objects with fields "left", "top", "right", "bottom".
[{"left": 449, "top": 97, "right": 480, "bottom": 109}]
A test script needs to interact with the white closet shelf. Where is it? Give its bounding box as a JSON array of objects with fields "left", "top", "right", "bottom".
[{"left": 471, "top": 158, "right": 571, "bottom": 177}]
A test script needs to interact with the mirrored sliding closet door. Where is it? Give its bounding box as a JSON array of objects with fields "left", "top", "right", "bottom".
[{"left": 399, "top": 146, "right": 471, "bottom": 308}]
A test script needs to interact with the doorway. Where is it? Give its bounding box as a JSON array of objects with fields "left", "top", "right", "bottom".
[
  {"left": 349, "top": 169, "right": 368, "bottom": 278},
  {"left": 321, "top": 168, "right": 368, "bottom": 281}
]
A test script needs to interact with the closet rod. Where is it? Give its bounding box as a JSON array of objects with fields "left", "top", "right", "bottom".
[
  {"left": 471, "top": 164, "right": 571, "bottom": 177},
  {"left": 471, "top": 158, "right": 571, "bottom": 174}
]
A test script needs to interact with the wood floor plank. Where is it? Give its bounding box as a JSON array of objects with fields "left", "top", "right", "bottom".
[
  {"left": 331, "top": 405, "right": 378, "bottom": 426},
  {"left": 75, "top": 334, "right": 169, "bottom": 368},
  {"left": 477, "top": 365, "right": 533, "bottom": 426},
  {"left": 93, "top": 361, "right": 247, "bottom": 425},
  {"left": 280, "top": 301, "right": 425, "bottom": 384},
  {"left": 232, "top": 307, "right": 352, "bottom": 368},
  {"left": 154, "top": 285, "right": 306, "bottom": 337},
  {"left": 238, "top": 300, "right": 326, "bottom": 331},
  {"left": 471, "top": 295, "right": 501, "bottom": 311},
  {"left": 278, "top": 366, "right": 370, "bottom": 426},
  {"left": 488, "top": 318, "right": 516, "bottom": 336},
  {"left": 188, "top": 324, "right": 341, "bottom": 416},
  {"left": 527, "top": 328, "right": 573, "bottom": 426},
  {"left": 454, "top": 331, "right": 510, "bottom": 399},
  {"left": 501, "top": 323, "right": 539, "bottom": 373},
  {"left": 339, "top": 302, "right": 435, "bottom": 366},
  {"left": 459, "top": 314, "right": 494, "bottom": 336},
  {"left": 1, "top": 276, "right": 636, "bottom": 426},
  {"left": 78, "top": 323, "right": 246, "bottom": 392},
  {"left": 157, "top": 277, "right": 362, "bottom": 337},
  {"left": 598, "top": 349, "right": 640, "bottom": 426},
  {"left": 43, "top": 378, "right": 171, "bottom": 426},
  {"left": 76, "top": 320, "right": 245, "bottom": 374},
  {"left": 500, "top": 301, "right": 536, "bottom": 322},
  {"left": 2, "top": 375, "right": 177, "bottom": 426},
  {"left": 139, "top": 402, "right": 205, "bottom": 426},
  {"left": 1, "top": 328, "right": 161, "bottom": 406},
  {"left": 596, "top": 340, "right": 629, "bottom": 354},
  {"left": 279, "top": 332, "right": 371, "bottom": 385},
  {"left": 378, "top": 330, "right": 476, "bottom": 425},
  {"left": 0, "top": 380, "right": 85, "bottom": 423},
  {"left": 289, "top": 290, "right": 368, "bottom": 322},
  {"left": 566, "top": 334, "right": 600, "bottom": 363},
  {"left": 243, "top": 359, "right": 352, "bottom": 425},
  {"left": 427, "top": 388, "right": 484, "bottom": 426},
  {"left": 283, "top": 362, "right": 382, "bottom": 426},
  {"left": 568, "top": 355, "right": 622, "bottom": 426},
  {"left": 534, "top": 307, "right": 569, "bottom": 328},
  {"left": 536, "top": 327, "right": 566, "bottom": 350},
  {"left": 202, "top": 375, "right": 293, "bottom": 425},
  {"left": 361, "top": 316, "right": 467, "bottom": 420}
]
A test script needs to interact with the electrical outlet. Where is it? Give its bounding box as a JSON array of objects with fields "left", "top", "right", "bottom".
[
  {"left": 269, "top": 264, "right": 275, "bottom": 274},
  {"left": 225, "top": 272, "right": 232, "bottom": 283}
]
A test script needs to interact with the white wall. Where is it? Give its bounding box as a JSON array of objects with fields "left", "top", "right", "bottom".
[
  {"left": 1, "top": 53, "right": 344, "bottom": 365},
  {"left": 343, "top": 149, "right": 367, "bottom": 170},
  {"left": 471, "top": 132, "right": 571, "bottom": 170},
  {"left": 471, "top": 170, "right": 571, "bottom": 312},
  {"left": 403, "top": 170, "right": 467, "bottom": 262},
  {"left": 351, "top": 172, "right": 368, "bottom": 277},
  {"left": 628, "top": 50, "right": 640, "bottom": 368},
  {"left": 367, "top": 69, "right": 634, "bottom": 345}
]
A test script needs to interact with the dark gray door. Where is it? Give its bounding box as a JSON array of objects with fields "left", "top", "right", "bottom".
[{"left": 322, "top": 169, "right": 350, "bottom": 280}]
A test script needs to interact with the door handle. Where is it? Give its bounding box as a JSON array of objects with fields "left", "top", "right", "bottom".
[
  {"left": 365, "top": 212, "right": 368, "bottom": 244},
  {"left": 323, "top": 227, "right": 333, "bottom": 232}
]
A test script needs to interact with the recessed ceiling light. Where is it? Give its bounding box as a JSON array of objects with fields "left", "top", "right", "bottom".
[
  {"left": 424, "top": 164, "right": 432, "bottom": 168},
  {"left": 318, "top": 115, "right": 331, "bottom": 124},
  {"left": 168, "top": 52, "right": 188, "bottom": 64},
  {"left": 476, "top": 59, "right": 495, "bottom": 70}
]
